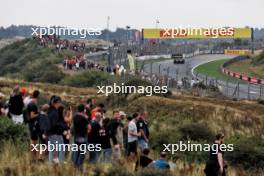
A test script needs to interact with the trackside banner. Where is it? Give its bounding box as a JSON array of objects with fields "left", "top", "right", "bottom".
[
  {"left": 224, "top": 49, "right": 263, "bottom": 55},
  {"left": 142, "top": 27, "right": 252, "bottom": 39}
]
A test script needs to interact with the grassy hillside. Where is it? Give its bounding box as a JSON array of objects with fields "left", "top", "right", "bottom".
[
  {"left": 0, "top": 78, "right": 264, "bottom": 175},
  {"left": 0, "top": 38, "right": 74, "bottom": 83}
]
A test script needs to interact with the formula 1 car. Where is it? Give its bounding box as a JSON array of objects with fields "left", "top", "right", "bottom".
[{"left": 172, "top": 53, "right": 185, "bottom": 64}]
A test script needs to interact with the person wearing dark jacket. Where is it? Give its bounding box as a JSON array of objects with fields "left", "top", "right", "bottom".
[
  {"left": 72, "top": 104, "right": 89, "bottom": 169},
  {"left": 135, "top": 148, "right": 153, "bottom": 170},
  {"left": 8, "top": 86, "right": 24, "bottom": 124},
  {"left": 99, "top": 118, "right": 112, "bottom": 163},
  {"left": 38, "top": 104, "right": 50, "bottom": 161},
  {"left": 47, "top": 95, "right": 64, "bottom": 163},
  {"left": 88, "top": 112, "right": 102, "bottom": 163},
  {"left": 108, "top": 110, "right": 123, "bottom": 162}
]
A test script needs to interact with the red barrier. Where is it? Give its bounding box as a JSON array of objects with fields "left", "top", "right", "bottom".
[
  {"left": 250, "top": 77, "right": 258, "bottom": 84},
  {"left": 242, "top": 75, "right": 249, "bottom": 81},
  {"left": 234, "top": 73, "right": 241, "bottom": 79},
  {"left": 222, "top": 65, "right": 264, "bottom": 85}
]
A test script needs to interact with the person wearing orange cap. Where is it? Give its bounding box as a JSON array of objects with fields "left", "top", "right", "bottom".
[{"left": 20, "top": 87, "right": 27, "bottom": 97}]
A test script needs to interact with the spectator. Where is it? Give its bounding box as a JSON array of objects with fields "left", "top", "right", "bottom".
[
  {"left": 135, "top": 148, "right": 153, "bottom": 170},
  {"left": 23, "top": 90, "right": 40, "bottom": 123},
  {"left": 127, "top": 114, "right": 139, "bottom": 161},
  {"left": 99, "top": 118, "right": 112, "bottom": 163},
  {"left": 85, "top": 98, "right": 95, "bottom": 120},
  {"left": 136, "top": 112, "right": 150, "bottom": 151},
  {"left": 8, "top": 86, "right": 25, "bottom": 124},
  {"left": 109, "top": 110, "right": 123, "bottom": 162},
  {"left": 38, "top": 104, "right": 50, "bottom": 160},
  {"left": 28, "top": 103, "right": 40, "bottom": 161},
  {"left": 72, "top": 104, "right": 89, "bottom": 170},
  {"left": 204, "top": 133, "right": 227, "bottom": 176},
  {"left": 88, "top": 112, "right": 102, "bottom": 163},
  {"left": 47, "top": 96, "right": 65, "bottom": 163},
  {"left": 24, "top": 90, "right": 40, "bottom": 107},
  {"left": 91, "top": 103, "right": 105, "bottom": 120},
  {"left": 152, "top": 152, "right": 170, "bottom": 170}
]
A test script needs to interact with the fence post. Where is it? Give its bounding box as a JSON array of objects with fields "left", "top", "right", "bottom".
[
  {"left": 260, "top": 85, "right": 263, "bottom": 99},
  {"left": 205, "top": 75, "right": 208, "bottom": 86},
  {"left": 237, "top": 82, "right": 240, "bottom": 99},
  {"left": 150, "top": 62, "right": 153, "bottom": 75},
  {"left": 226, "top": 80, "right": 229, "bottom": 96},
  {"left": 158, "top": 64, "right": 161, "bottom": 76},
  {"left": 247, "top": 83, "right": 250, "bottom": 100},
  {"left": 167, "top": 67, "right": 170, "bottom": 77}
]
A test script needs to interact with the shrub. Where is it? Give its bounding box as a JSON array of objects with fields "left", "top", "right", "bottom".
[
  {"left": 60, "top": 70, "right": 112, "bottom": 87},
  {"left": 225, "top": 135, "right": 264, "bottom": 170},
  {"left": 0, "top": 117, "right": 29, "bottom": 145},
  {"left": 136, "top": 168, "right": 173, "bottom": 176},
  {"left": 178, "top": 123, "right": 214, "bottom": 141},
  {"left": 105, "top": 167, "right": 134, "bottom": 176}
]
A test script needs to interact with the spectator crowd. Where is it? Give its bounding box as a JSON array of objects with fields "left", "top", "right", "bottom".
[{"left": 0, "top": 86, "right": 172, "bottom": 173}]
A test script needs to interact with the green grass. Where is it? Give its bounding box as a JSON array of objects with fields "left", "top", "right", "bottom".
[
  {"left": 226, "top": 56, "right": 264, "bottom": 79},
  {"left": 194, "top": 59, "right": 245, "bottom": 83}
]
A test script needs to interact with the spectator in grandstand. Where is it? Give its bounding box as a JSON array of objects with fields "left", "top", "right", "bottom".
[
  {"left": 204, "top": 133, "right": 227, "bottom": 176},
  {"left": 135, "top": 148, "right": 153, "bottom": 170},
  {"left": 136, "top": 112, "right": 149, "bottom": 151},
  {"left": 88, "top": 112, "right": 102, "bottom": 163},
  {"left": 47, "top": 95, "right": 65, "bottom": 163},
  {"left": 151, "top": 152, "right": 170, "bottom": 170},
  {"left": 72, "top": 104, "right": 89, "bottom": 169},
  {"left": 99, "top": 118, "right": 112, "bottom": 163},
  {"left": 8, "top": 86, "right": 25, "bottom": 124}
]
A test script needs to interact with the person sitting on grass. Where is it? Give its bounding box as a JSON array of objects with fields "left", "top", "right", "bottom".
[
  {"left": 151, "top": 152, "right": 170, "bottom": 170},
  {"left": 135, "top": 148, "right": 153, "bottom": 170}
]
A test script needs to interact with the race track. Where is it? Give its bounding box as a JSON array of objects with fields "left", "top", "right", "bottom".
[{"left": 144, "top": 54, "right": 264, "bottom": 100}]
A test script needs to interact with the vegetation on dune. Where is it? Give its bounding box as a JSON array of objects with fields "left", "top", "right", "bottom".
[
  {"left": 0, "top": 80, "right": 264, "bottom": 175},
  {"left": 0, "top": 38, "right": 70, "bottom": 83},
  {"left": 226, "top": 51, "right": 264, "bottom": 79}
]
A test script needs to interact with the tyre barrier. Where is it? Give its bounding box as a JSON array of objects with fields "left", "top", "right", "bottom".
[{"left": 222, "top": 67, "right": 264, "bottom": 85}]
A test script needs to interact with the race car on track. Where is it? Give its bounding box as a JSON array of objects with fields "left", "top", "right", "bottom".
[{"left": 172, "top": 53, "right": 185, "bottom": 64}]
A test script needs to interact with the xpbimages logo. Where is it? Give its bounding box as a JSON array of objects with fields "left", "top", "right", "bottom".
[
  {"left": 163, "top": 141, "right": 234, "bottom": 154},
  {"left": 97, "top": 83, "right": 168, "bottom": 96},
  {"left": 31, "top": 26, "right": 102, "bottom": 38}
]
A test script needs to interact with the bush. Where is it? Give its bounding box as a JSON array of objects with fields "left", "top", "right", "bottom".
[
  {"left": 136, "top": 168, "right": 173, "bottom": 176},
  {"left": 105, "top": 167, "right": 134, "bottom": 176},
  {"left": 225, "top": 135, "right": 264, "bottom": 170},
  {"left": 179, "top": 123, "right": 214, "bottom": 141},
  {"left": 0, "top": 117, "right": 29, "bottom": 145},
  {"left": 257, "top": 98, "right": 264, "bottom": 105},
  {"left": 60, "top": 70, "right": 112, "bottom": 87}
]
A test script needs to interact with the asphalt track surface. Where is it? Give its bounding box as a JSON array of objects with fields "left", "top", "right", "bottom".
[{"left": 144, "top": 54, "right": 264, "bottom": 99}]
